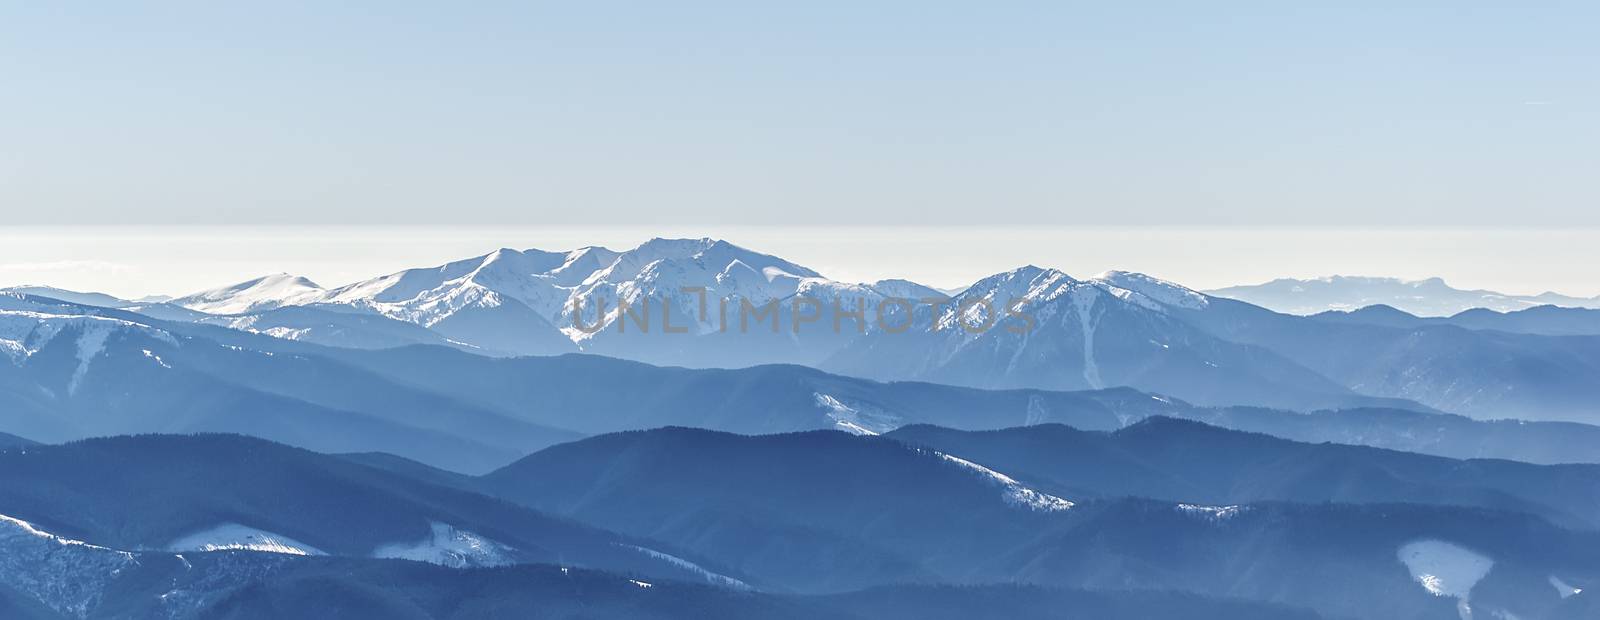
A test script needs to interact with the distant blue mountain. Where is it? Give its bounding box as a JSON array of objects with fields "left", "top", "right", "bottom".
[
  {"left": 1165, "top": 296, "right": 1600, "bottom": 423},
  {"left": 22, "top": 240, "right": 1600, "bottom": 425},
  {"left": 821, "top": 266, "right": 1418, "bottom": 412},
  {"left": 1315, "top": 304, "right": 1600, "bottom": 336},
  {"left": 0, "top": 432, "right": 1332, "bottom": 620},
  {"left": 1, "top": 293, "right": 584, "bottom": 473},
  {"left": 1208, "top": 275, "right": 1600, "bottom": 316},
  {"left": 0, "top": 434, "right": 735, "bottom": 584},
  {"left": 888, "top": 418, "right": 1600, "bottom": 530},
  {"left": 7, "top": 290, "right": 1600, "bottom": 474},
  {"left": 478, "top": 426, "right": 1600, "bottom": 619},
  {"left": 5, "top": 428, "right": 1599, "bottom": 618},
  {"left": 0, "top": 538, "right": 1325, "bottom": 620}
]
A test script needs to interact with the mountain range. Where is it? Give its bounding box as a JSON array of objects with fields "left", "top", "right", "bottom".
[
  {"left": 118, "top": 240, "right": 1596, "bottom": 422},
  {"left": 1209, "top": 276, "right": 1600, "bottom": 317},
  {"left": 5, "top": 430, "right": 1599, "bottom": 619},
  {"left": 9, "top": 288, "right": 1600, "bottom": 474},
  {"left": 1312, "top": 304, "right": 1600, "bottom": 337},
  {"left": 6, "top": 236, "right": 1600, "bottom": 619},
  {"left": 0, "top": 509, "right": 1329, "bottom": 620},
  {"left": 886, "top": 418, "right": 1600, "bottom": 530}
]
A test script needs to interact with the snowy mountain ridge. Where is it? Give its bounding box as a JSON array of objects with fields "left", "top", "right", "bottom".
[
  {"left": 161, "top": 238, "right": 917, "bottom": 358},
  {"left": 0, "top": 309, "right": 178, "bottom": 372},
  {"left": 170, "top": 273, "right": 325, "bottom": 315}
]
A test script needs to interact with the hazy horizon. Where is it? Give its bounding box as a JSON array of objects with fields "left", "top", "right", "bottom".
[{"left": 8, "top": 4, "right": 1594, "bottom": 300}]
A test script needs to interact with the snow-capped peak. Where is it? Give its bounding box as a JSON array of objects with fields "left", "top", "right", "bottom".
[
  {"left": 587, "top": 238, "right": 821, "bottom": 287},
  {"left": 562, "top": 238, "right": 838, "bottom": 335},
  {"left": 173, "top": 273, "right": 325, "bottom": 315},
  {"left": 961, "top": 266, "right": 1080, "bottom": 303},
  {"left": 1092, "top": 271, "right": 1210, "bottom": 310},
  {"left": 548, "top": 246, "right": 621, "bottom": 286}
]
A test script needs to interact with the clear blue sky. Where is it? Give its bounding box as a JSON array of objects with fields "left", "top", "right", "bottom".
[{"left": 3, "top": 1, "right": 1595, "bottom": 226}]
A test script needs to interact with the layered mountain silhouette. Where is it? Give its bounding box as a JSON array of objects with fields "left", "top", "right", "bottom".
[
  {"left": 7, "top": 237, "right": 1600, "bottom": 618},
  {"left": 1314, "top": 304, "right": 1600, "bottom": 336},
  {"left": 5, "top": 430, "right": 1598, "bottom": 619},
  {"left": 0, "top": 524, "right": 1326, "bottom": 620},
  {"left": 7, "top": 289, "right": 1600, "bottom": 474},
  {"left": 0, "top": 434, "right": 731, "bottom": 584},
  {"left": 887, "top": 418, "right": 1600, "bottom": 530},
  {"left": 475, "top": 427, "right": 1599, "bottom": 619}
]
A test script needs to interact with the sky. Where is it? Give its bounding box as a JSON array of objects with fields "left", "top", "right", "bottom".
[{"left": 1, "top": 3, "right": 1596, "bottom": 294}]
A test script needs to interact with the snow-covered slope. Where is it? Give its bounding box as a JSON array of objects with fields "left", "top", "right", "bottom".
[
  {"left": 371, "top": 521, "right": 513, "bottom": 568},
  {"left": 0, "top": 513, "right": 302, "bottom": 619},
  {"left": 319, "top": 247, "right": 576, "bottom": 322},
  {"left": 157, "top": 238, "right": 939, "bottom": 364},
  {"left": 0, "top": 310, "right": 178, "bottom": 384},
  {"left": 192, "top": 305, "right": 467, "bottom": 351},
  {"left": 1398, "top": 539, "right": 1494, "bottom": 620},
  {"left": 0, "top": 513, "right": 141, "bottom": 618},
  {"left": 822, "top": 266, "right": 1376, "bottom": 412},
  {"left": 563, "top": 238, "right": 889, "bottom": 365},
  {"left": 1094, "top": 271, "right": 1209, "bottom": 310},
  {"left": 567, "top": 237, "right": 827, "bottom": 336},
  {"left": 167, "top": 524, "right": 325, "bottom": 556},
  {"left": 930, "top": 451, "right": 1075, "bottom": 512},
  {"left": 171, "top": 273, "right": 325, "bottom": 315}
]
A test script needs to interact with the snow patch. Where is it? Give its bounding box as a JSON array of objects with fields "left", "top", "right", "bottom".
[
  {"left": 0, "top": 513, "right": 130, "bottom": 556},
  {"left": 933, "top": 452, "right": 1074, "bottom": 512},
  {"left": 620, "top": 544, "right": 749, "bottom": 589},
  {"left": 1398, "top": 539, "right": 1494, "bottom": 620},
  {"left": 372, "top": 521, "right": 514, "bottom": 568},
  {"left": 1549, "top": 575, "right": 1583, "bottom": 599},
  {"left": 142, "top": 349, "right": 171, "bottom": 369},
  {"left": 813, "top": 393, "right": 901, "bottom": 435},
  {"left": 1176, "top": 503, "right": 1244, "bottom": 522},
  {"left": 260, "top": 326, "right": 313, "bottom": 341},
  {"left": 67, "top": 324, "right": 113, "bottom": 395},
  {"left": 1069, "top": 288, "right": 1104, "bottom": 389},
  {"left": 167, "top": 523, "right": 325, "bottom": 556},
  {"left": 0, "top": 338, "right": 23, "bottom": 362},
  {"left": 1023, "top": 394, "right": 1049, "bottom": 425}
]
